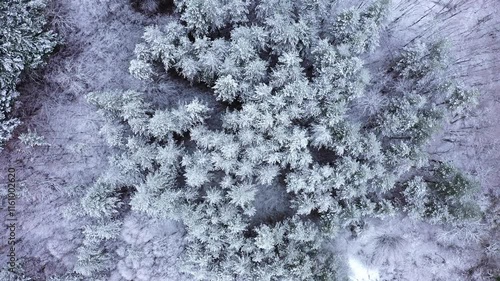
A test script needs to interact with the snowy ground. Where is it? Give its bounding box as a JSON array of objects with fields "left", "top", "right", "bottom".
[{"left": 0, "top": 0, "right": 498, "bottom": 280}]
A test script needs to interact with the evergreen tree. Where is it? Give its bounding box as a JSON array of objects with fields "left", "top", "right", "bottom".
[{"left": 0, "top": 0, "right": 57, "bottom": 149}]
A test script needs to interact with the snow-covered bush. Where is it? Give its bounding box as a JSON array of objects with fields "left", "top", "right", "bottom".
[
  {"left": 81, "top": 0, "right": 481, "bottom": 279},
  {"left": 18, "top": 129, "right": 50, "bottom": 147},
  {"left": 0, "top": 0, "right": 57, "bottom": 150},
  {"left": 0, "top": 262, "right": 32, "bottom": 281}
]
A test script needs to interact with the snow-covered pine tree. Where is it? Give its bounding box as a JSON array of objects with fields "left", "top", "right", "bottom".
[
  {"left": 0, "top": 0, "right": 57, "bottom": 150},
  {"left": 74, "top": 240, "right": 114, "bottom": 277}
]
